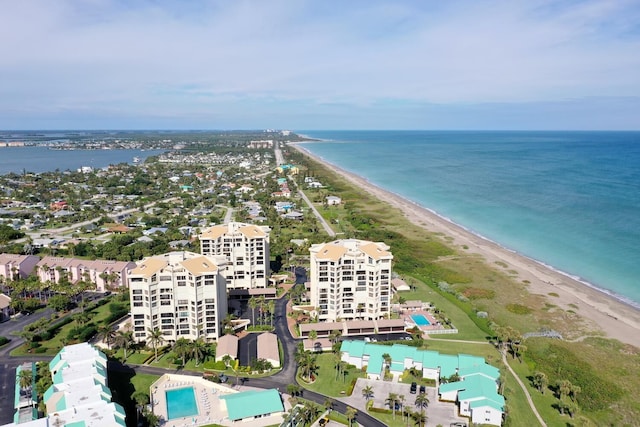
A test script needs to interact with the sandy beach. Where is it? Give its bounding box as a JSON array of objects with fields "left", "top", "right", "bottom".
[{"left": 291, "top": 143, "right": 640, "bottom": 349}]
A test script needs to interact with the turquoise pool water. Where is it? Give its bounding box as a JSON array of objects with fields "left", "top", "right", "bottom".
[
  {"left": 166, "top": 387, "right": 198, "bottom": 420},
  {"left": 411, "top": 314, "right": 431, "bottom": 326}
]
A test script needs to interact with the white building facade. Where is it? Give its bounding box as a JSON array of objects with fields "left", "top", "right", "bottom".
[
  {"left": 128, "top": 251, "right": 228, "bottom": 343},
  {"left": 310, "top": 239, "right": 393, "bottom": 322},
  {"left": 199, "top": 222, "right": 270, "bottom": 289}
]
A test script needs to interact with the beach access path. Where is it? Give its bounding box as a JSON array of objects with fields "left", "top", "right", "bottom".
[{"left": 290, "top": 143, "right": 640, "bottom": 349}]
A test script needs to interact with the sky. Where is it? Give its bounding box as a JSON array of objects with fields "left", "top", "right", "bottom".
[{"left": 1, "top": 0, "right": 639, "bottom": 130}]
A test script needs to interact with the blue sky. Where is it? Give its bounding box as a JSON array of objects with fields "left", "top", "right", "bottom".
[{"left": 1, "top": 0, "right": 639, "bottom": 130}]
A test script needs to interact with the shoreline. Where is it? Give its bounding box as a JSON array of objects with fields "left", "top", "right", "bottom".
[{"left": 290, "top": 142, "right": 640, "bottom": 348}]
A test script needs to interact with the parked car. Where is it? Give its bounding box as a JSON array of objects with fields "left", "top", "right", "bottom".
[
  {"left": 410, "top": 382, "right": 417, "bottom": 394},
  {"left": 419, "top": 385, "right": 426, "bottom": 394},
  {"left": 219, "top": 374, "right": 228, "bottom": 383}
]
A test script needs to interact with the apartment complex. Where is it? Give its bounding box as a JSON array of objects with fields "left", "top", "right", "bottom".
[
  {"left": 309, "top": 239, "right": 393, "bottom": 322},
  {"left": 3, "top": 343, "right": 126, "bottom": 427},
  {"left": 0, "top": 253, "right": 39, "bottom": 281},
  {"left": 36, "top": 256, "right": 136, "bottom": 292},
  {"left": 199, "top": 222, "right": 270, "bottom": 289},
  {"left": 128, "top": 251, "right": 227, "bottom": 343}
]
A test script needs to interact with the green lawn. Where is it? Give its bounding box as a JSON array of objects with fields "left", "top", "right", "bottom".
[{"left": 298, "top": 353, "right": 365, "bottom": 397}]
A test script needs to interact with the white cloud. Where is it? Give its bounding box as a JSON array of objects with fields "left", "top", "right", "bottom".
[{"left": 0, "top": 0, "right": 639, "bottom": 128}]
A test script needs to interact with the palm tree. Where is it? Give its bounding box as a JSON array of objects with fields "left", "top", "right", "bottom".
[
  {"left": 268, "top": 300, "right": 276, "bottom": 326},
  {"left": 386, "top": 392, "right": 399, "bottom": 419},
  {"left": 114, "top": 330, "right": 134, "bottom": 360},
  {"left": 398, "top": 394, "right": 406, "bottom": 424},
  {"left": 362, "top": 385, "right": 374, "bottom": 402},
  {"left": 190, "top": 338, "right": 208, "bottom": 367},
  {"left": 345, "top": 406, "right": 357, "bottom": 427},
  {"left": 248, "top": 297, "right": 258, "bottom": 326},
  {"left": 173, "top": 338, "right": 191, "bottom": 366},
  {"left": 532, "top": 371, "right": 548, "bottom": 394},
  {"left": 414, "top": 392, "right": 429, "bottom": 426},
  {"left": 147, "top": 327, "right": 164, "bottom": 362},
  {"left": 73, "top": 311, "right": 90, "bottom": 327},
  {"left": 18, "top": 369, "right": 32, "bottom": 391},
  {"left": 411, "top": 409, "right": 427, "bottom": 427},
  {"left": 298, "top": 351, "right": 318, "bottom": 382}
]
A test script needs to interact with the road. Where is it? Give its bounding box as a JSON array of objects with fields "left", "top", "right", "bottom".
[
  {"left": 116, "top": 296, "right": 384, "bottom": 427},
  {"left": 21, "top": 196, "right": 180, "bottom": 240},
  {"left": 296, "top": 188, "right": 336, "bottom": 238}
]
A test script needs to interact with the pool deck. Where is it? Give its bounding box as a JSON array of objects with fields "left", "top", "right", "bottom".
[
  {"left": 402, "top": 309, "right": 443, "bottom": 332},
  {"left": 151, "top": 374, "right": 292, "bottom": 427}
]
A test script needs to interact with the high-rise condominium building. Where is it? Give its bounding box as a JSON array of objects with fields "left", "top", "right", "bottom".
[
  {"left": 199, "top": 222, "right": 270, "bottom": 289},
  {"left": 128, "top": 251, "right": 227, "bottom": 343},
  {"left": 310, "top": 239, "right": 393, "bottom": 322}
]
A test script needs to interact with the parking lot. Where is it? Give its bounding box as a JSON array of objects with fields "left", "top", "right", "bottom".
[{"left": 341, "top": 378, "right": 468, "bottom": 427}]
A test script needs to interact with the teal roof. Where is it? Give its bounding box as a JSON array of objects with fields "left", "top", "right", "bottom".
[
  {"left": 457, "top": 376, "right": 504, "bottom": 408},
  {"left": 66, "top": 422, "right": 86, "bottom": 427},
  {"left": 49, "top": 351, "right": 64, "bottom": 371},
  {"left": 458, "top": 354, "right": 485, "bottom": 370},
  {"left": 459, "top": 363, "right": 500, "bottom": 381},
  {"left": 470, "top": 398, "right": 504, "bottom": 412},
  {"left": 438, "top": 354, "right": 459, "bottom": 378},
  {"left": 421, "top": 350, "right": 440, "bottom": 368},
  {"left": 220, "top": 389, "right": 284, "bottom": 421},
  {"left": 56, "top": 394, "right": 67, "bottom": 411},
  {"left": 341, "top": 340, "right": 502, "bottom": 385},
  {"left": 439, "top": 380, "right": 468, "bottom": 394},
  {"left": 53, "top": 364, "right": 67, "bottom": 384}
]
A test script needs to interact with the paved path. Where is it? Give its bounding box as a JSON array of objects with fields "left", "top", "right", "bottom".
[
  {"left": 501, "top": 350, "right": 547, "bottom": 427},
  {"left": 296, "top": 188, "right": 336, "bottom": 237}
]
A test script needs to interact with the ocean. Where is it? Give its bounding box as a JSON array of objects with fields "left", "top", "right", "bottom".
[
  {"left": 298, "top": 131, "right": 640, "bottom": 307},
  {"left": 0, "top": 146, "right": 165, "bottom": 175}
]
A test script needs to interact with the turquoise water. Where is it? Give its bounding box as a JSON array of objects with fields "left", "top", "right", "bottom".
[
  {"left": 166, "top": 387, "right": 198, "bottom": 420},
  {"left": 411, "top": 314, "right": 431, "bottom": 326},
  {"left": 299, "top": 131, "right": 640, "bottom": 307}
]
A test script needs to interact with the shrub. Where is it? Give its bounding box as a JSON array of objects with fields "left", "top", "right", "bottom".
[
  {"left": 506, "top": 303, "right": 532, "bottom": 315},
  {"left": 346, "top": 378, "right": 357, "bottom": 396},
  {"left": 79, "top": 325, "right": 97, "bottom": 342},
  {"left": 368, "top": 407, "right": 393, "bottom": 414},
  {"left": 0, "top": 336, "right": 9, "bottom": 346}
]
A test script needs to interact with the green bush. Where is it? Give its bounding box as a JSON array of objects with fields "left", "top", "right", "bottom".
[
  {"left": 34, "top": 347, "right": 48, "bottom": 354},
  {"left": 0, "top": 336, "right": 9, "bottom": 346},
  {"left": 346, "top": 378, "right": 357, "bottom": 396},
  {"left": 368, "top": 407, "right": 393, "bottom": 414},
  {"left": 78, "top": 325, "right": 97, "bottom": 342}
]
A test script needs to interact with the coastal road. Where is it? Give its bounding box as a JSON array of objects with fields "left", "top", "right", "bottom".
[{"left": 296, "top": 188, "right": 336, "bottom": 237}]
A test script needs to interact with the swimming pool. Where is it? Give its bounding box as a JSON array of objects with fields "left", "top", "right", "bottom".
[
  {"left": 411, "top": 313, "right": 431, "bottom": 326},
  {"left": 166, "top": 387, "right": 198, "bottom": 420}
]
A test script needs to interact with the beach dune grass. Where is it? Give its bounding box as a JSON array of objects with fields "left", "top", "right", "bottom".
[{"left": 289, "top": 147, "right": 640, "bottom": 425}]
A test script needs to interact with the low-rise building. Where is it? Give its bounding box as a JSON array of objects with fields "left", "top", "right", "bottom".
[
  {"left": 36, "top": 257, "right": 136, "bottom": 292},
  {"left": 0, "top": 254, "right": 40, "bottom": 281}
]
